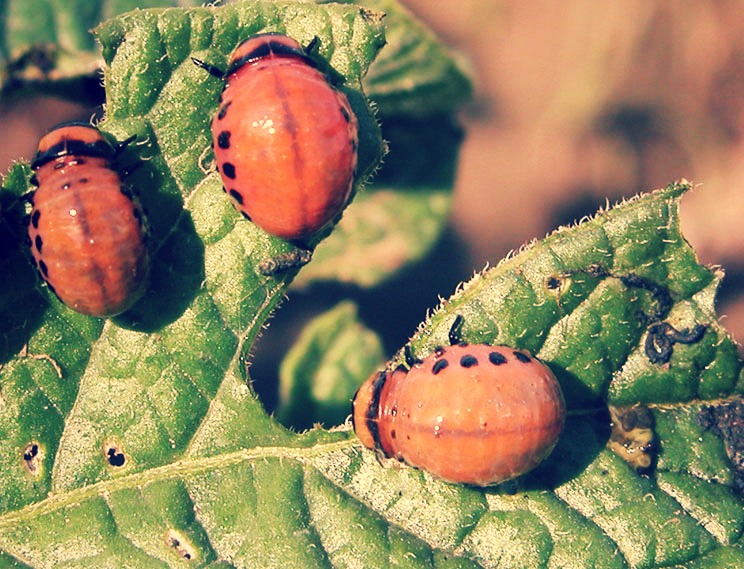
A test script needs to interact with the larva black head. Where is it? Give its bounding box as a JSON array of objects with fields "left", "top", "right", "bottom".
[
  {"left": 31, "top": 122, "right": 116, "bottom": 171},
  {"left": 227, "top": 33, "right": 318, "bottom": 76},
  {"left": 352, "top": 370, "right": 390, "bottom": 452}
]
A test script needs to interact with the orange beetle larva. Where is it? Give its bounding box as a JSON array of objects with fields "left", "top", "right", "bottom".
[
  {"left": 194, "top": 33, "right": 358, "bottom": 242},
  {"left": 27, "top": 122, "right": 149, "bottom": 317},
  {"left": 352, "top": 319, "right": 566, "bottom": 486}
]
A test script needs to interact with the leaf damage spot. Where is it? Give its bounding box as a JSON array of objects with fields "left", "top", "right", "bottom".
[
  {"left": 22, "top": 441, "right": 44, "bottom": 476},
  {"left": 608, "top": 405, "right": 655, "bottom": 473},
  {"left": 544, "top": 274, "right": 572, "bottom": 297},
  {"left": 644, "top": 322, "right": 707, "bottom": 365},
  {"left": 258, "top": 248, "right": 313, "bottom": 276},
  {"left": 570, "top": 267, "right": 708, "bottom": 365},
  {"left": 698, "top": 400, "right": 744, "bottom": 491},
  {"left": 165, "top": 529, "right": 197, "bottom": 561},
  {"left": 103, "top": 440, "right": 126, "bottom": 468}
]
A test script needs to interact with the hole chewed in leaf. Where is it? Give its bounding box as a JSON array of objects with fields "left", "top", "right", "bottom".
[
  {"left": 608, "top": 405, "right": 656, "bottom": 473},
  {"left": 165, "top": 529, "right": 197, "bottom": 561},
  {"left": 22, "top": 442, "right": 44, "bottom": 476},
  {"left": 103, "top": 440, "right": 126, "bottom": 468},
  {"left": 560, "top": 266, "right": 709, "bottom": 365}
]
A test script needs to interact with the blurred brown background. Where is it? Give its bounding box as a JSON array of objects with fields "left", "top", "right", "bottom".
[
  {"left": 1, "top": 1, "right": 742, "bottom": 382},
  {"left": 403, "top": 0, "right": 744, "bottom": 342}
]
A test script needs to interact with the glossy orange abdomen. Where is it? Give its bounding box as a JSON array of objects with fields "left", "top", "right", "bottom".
[
  {"left": 353, "top": 344, "right": 566, "bottom": 486},
  {"left": 211, "top": 34, "right": 358, "bottom": 241},
  {"left": 27, "top": 123, "right": 149, "bottom": 317}
]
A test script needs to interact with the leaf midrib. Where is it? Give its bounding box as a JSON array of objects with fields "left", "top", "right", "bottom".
[{"left": 0, "top": 437, "right": 358, "bottom": 528}]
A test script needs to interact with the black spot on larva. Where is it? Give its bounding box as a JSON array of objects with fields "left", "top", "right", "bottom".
[
  {"left": 31, "top": 210, "right": 40, "bottom": 229},
  {"left": 228, "top": 189, "right": 244, "bottom": 205},
  {"left": 46, "top": 282, "right": 56, "bottom": 295},
  {"left": 222, "top": 162, "right": 236, "bottom": 179},
  {"left": 217, "top": 101, "right": 231, "bottom": 120},
  {"left": 54, "top": 163, "right": 64, "bottom": 170},
  {"left": 514, "top": 351, "right": 531, "bottom": 363},
  {"left": 241, "top": 211, "right": 252, "bottom": 221},
  {"left": 460, "top": 355, "right": 478, "bottom": 368},
  {"left": 38, "top": 259, "right": 48, "bottom": 277},
  {"left": 340, "top": 105, "right": 351, "bottom": 122},
  {"left": 34, "top": 235, "right": 43, "bottom": 254},
  {"left": 77, "top": 158, "right": 86, "bottom": 166},
  {"left": 218, "top": 131, "right": 231, "bottom": 149},
  {"left": 432, "top": 359, "right": 449, "bottom": 375},
  {"left": 78, "top": 177, "right": 89, "bottom": 184},
  {"left": 391, "top": 430, "right": 396, "bottom": 439},
  {"left": 29, "top": 174, "right": 38, "bottom": 186},
  {"left": 218, "top": 93, "right": 223, "bottom": 104},
  {"left": 489, "top": 351, "right": 507, "bottom": 365}
]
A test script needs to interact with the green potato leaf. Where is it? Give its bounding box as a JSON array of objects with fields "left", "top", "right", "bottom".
[
  {"left": 277, "top": 301, "right": 386, "bottom": 431},
  {"left": 0, "top": 0, "right": 204, "bottom": 93}
]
